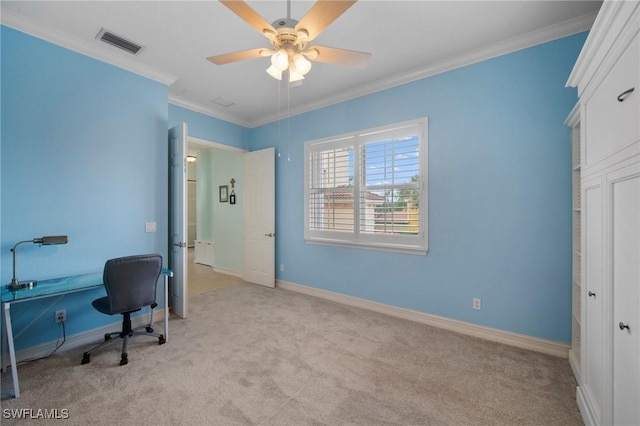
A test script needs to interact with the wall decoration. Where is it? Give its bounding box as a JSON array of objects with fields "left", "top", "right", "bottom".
[
  {"left": 219, "top": 185, "right": 228, "bottom": 203},
  {"left": 230, "top": 178, "right": 236, "bottom": 205}
]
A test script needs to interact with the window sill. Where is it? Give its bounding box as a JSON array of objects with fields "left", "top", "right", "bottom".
[{"left": 305, "top": 238, "right": 428, "bottom": 255}]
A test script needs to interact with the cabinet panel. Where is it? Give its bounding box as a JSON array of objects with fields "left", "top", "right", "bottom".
[
  {"left": 610, "top": 167, "right": 640, "bottom": 426},
  {"left": 585, "top": 34, "right": 639, "bottom": 168},
  {"left": 194, "top": 240, "right": 214, "bottom": 267},
  {"left": 583, "top": 180, "right": 606, "bottom": 423}
]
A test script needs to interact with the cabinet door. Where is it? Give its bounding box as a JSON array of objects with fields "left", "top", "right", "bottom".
[
  {"left": 584, "top": 34, "right": 639, "bottom": 168},
  {"left": 610, "top": 163, "right": 640, "bottom": 426},
  {"left": 582, "top": 176, "right": 607, "bottom": 423}
]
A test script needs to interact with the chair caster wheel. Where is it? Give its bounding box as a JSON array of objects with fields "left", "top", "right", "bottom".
[
  {"left": 120, "top": 353, "right": 128, "bottom": 366},
  {"left": 146, "top": 326, "right": 153, "bottom": 333},
  {"left": 104, "top": 333, "right": 112, "bottom": 341},
  {"left": 159, "top": 335, "right": 166, "bottom": 345},
  {"left": 81, "top": 353, "right": 91, "bottom": 365}
]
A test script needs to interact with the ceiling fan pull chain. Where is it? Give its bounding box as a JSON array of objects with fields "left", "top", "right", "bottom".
[
  {"left": 287, "top": 82, "right": 291, "bottom": 162},
  {"left": 278, "top": 79, "right": 282, "bottom": 158}
]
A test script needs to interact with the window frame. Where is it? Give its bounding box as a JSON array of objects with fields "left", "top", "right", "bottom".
[{"left": 304, "top": 118, "right": 428, "bottom": 255}]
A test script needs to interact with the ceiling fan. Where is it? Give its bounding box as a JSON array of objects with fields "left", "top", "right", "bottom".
[{"left": 207, "top": 0, "right": 371, "bottom": 82}]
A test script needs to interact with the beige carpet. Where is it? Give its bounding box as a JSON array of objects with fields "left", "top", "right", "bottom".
[{"left": 1, "top": 282, "right": 582, "bottom": 425}]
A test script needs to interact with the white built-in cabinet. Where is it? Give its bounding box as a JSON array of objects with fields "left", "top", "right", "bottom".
[
  {"left": 194, "top": 240, "right": 214, "bottom": 267},
  {"left": 567, "top": 1, "right": 640, "bottom": 425},
  {"left": 565, "top": 104, "right": 582, "bottom": 385}
]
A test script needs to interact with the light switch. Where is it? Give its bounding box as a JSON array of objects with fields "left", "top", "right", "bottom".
[{"left": 145, "top": 222, "right": 157, "bottom": 233}]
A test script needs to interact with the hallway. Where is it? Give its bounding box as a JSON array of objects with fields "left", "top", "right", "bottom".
[{"left": 187, "top": 248, "right": 244, "bottom": 297}]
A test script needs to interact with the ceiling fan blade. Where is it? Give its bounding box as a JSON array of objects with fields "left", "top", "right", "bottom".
[
  {"left": 207, "top": 48, "right": 271, "bottom": 65},
  {"left": 295, "top": 0, "right": 357, "bottom": 42},
  {"left": 306, "top": 45, "right": 371, "bottom": 67},
  {"left": 219, "top": 0, "right": 276, "bottom": 36}
]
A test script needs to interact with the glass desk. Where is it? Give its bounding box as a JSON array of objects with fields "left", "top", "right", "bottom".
[{"left": 1, "top": 269, "right": 172, "bottom": 399}]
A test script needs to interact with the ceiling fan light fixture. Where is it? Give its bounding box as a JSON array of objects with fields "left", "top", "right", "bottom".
[
  {"left": 288, "top": 69, "right": 305, "bottom": 83},
  {"left": 271, "top": 49, "right": 289, "bottom": 71},
  {"left": 266, "top": 65, "right": 283, "bottom": 80},
  {"left": 293, "top": 53, "right": 312, "bottom": 76}
]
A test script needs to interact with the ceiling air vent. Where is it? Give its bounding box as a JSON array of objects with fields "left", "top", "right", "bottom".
[
  {"left": 211, "top": 97, "right": 235, "bottom": 108},
  {"left": 96, "top": 28, "right": 143, "bottom": 55}
]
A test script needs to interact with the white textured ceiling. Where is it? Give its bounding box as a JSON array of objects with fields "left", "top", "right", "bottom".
[{"left": 1, "top": 1, "right": 602, "bottom": 127}]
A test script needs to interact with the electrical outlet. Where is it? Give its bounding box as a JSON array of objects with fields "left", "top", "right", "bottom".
[
  {"left": 55, "top": 309, "right": 66, "bottom": 323},
  {"left": 280, "top": 264, "right": 285, "bottom": 272},
  {"left": 473, "top": 298, "right": 481, "bottom": 310}
]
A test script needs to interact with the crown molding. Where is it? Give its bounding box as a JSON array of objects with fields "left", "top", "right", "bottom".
[
  {"left": 1, "top": 9, "right": 177, "bottom": 86},
  {"left": 567, "top": 1, "right": 638, "bottom": 95},
  {"left": 248, "top": 11, "right": 598, "bottom": 128}
]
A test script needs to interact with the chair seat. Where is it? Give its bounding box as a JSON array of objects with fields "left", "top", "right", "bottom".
[{"left": 91, "top": 296, "right": 141, "bottom": 316}]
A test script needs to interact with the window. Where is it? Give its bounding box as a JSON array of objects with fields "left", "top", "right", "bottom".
[{"left": 304, "top": 118, "right": 428, "bottom": 254}]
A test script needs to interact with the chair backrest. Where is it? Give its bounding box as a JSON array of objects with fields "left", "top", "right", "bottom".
[{"left": 102, "top": 254, "right": 163, "bottom": 314}]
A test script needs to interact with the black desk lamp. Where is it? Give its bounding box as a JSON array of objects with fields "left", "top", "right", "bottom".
[{"left": 7, "top": 236, "right": 68, "bottom": 290}]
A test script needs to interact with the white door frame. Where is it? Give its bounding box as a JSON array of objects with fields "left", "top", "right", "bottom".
[{"left": 189, "top": 136, "right": 247, "bottom": 153}]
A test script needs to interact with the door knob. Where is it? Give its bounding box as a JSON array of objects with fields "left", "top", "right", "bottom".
[
  {"left": 264, "top": 233, "right": 275, "bottom": 237},
  {"left": 588, "top": 291, "right": 596, "bottom": 298},
  {"left": 173, "top": 242, "right": 186, "bottom": 248},
  {"left": 619, "top": 322, "right": 630, "bottom": 331}
]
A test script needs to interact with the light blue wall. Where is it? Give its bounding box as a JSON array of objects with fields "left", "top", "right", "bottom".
[
  {"left": 1, "top": 26, "right": 169, "bottom": 350},
  {"left": 211, "top": 149, "right": 243, "bottom": 275},
  {"left": 195, "top": 149, "right": 213, "bottom": 241},
  {"left": 186, "top": 146, "right": 244, "bottom": 275},
  {"left": 250, "top": 33, "right": 587, "bottom": 344}
]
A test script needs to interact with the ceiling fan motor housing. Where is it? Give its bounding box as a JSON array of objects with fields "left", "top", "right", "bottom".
[
  {"left": 272, "top": 17, "right": 298, "bottom": 29},
  {"left": 271, "top": 18, "right": 304, "bottom": 47}
]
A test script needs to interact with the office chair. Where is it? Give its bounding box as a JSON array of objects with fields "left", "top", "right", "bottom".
[{"left": 81, "top": 254, "right": 166, "bottom": 366}]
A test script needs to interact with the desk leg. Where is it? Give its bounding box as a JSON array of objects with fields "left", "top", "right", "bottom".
[
  {"left": 3, "top": 302, "right": 20, "bottom": 398},
  {"left": 164, "top": 273, "right": 170, "bottom": 342},
  {"left": 1, "top": 307, "right": 7, "bottom": 371}
]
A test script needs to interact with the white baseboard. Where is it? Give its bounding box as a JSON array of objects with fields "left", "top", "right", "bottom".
[
  {"left": 276, "top": 280, "right": 570, "bottom": 358},
  {"left": 577, "top": 386, "right": 597, "bottom": 426},
  {"left": 568, "top": 349, "right": 582, "bottom": 385},
  {"left": 8, "top": 310, "right": 165, "bottom": 365}
]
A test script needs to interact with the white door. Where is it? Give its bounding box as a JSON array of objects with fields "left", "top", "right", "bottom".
[
  {"left": 243, "top": 147, "right": 275, "bottom": 287},
  {"left": 611, "top": 165, "right": 640, "bottom": 426},
  {"left": 168, "top": 124, "right": 188, "bottom": 318}
]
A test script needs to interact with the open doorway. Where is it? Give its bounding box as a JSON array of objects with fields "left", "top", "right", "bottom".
[
  {"left": 169, "top": 126, "right": 274, "bottom": 317},
  {"left": 186, "top": 136, "right": 246, "bottom": 298}
]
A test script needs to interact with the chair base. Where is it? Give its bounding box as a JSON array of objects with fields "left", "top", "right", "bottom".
[{"left": 81, "top": 312, "right": 165, "bottom": 366}]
